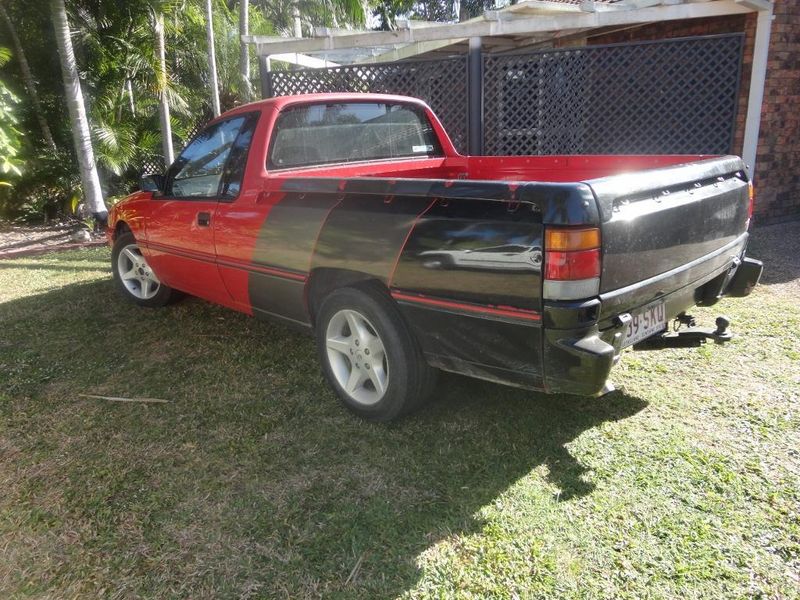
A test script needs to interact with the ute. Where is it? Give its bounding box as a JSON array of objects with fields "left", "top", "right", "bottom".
[{"left": 107, "top": 93, "right": 762, "bottom": 421}]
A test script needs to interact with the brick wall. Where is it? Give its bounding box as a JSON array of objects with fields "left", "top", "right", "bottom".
[
  {"left": 755, "top": 0, "right": 800, "bottom": 223},
  {"left": 588, "top": 2, "right": 800, "bottom": 224}
]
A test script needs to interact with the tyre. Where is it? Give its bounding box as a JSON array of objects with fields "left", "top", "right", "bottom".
[
  {"left": 111, "top": 231, "right": 175, "bottom": 307},
  {"left": 315, "top": 283, "right": 437, "bottom": 421}
]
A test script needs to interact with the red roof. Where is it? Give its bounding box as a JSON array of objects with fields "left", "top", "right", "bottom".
[{"left": 220, "top": 93, "right": 431, "bottom": 120}]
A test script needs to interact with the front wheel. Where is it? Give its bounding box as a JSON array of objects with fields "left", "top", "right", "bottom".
[
  {"left": 315, "top": 284, "right": 437, "bottom": 421},
  {"left": 111, "top": 231, "right": 175, "bottom": 307}
]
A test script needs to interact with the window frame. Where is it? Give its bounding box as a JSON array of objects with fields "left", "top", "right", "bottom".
[
  {"left": 160, "top": 111, "right": 260, "bottom": 203},
  {"left": 266, "top": 100, "right": 444, "bottom": 172}
]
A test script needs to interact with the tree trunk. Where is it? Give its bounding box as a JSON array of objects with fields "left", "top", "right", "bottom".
[
  {"left": 154, "top": 12, "right": 174, "bottom": 168},
  {"left": 126, "top": 78, "right": 135, "bottom": 117},
  {"left": 50, "top": 0, "right": 106, "bottom": 215},
  {"left": 116, "top": 77, "right": 127, "bottom": 121},
  {"left": 326, "top": 0, "right": 339, "bottom": 29},
  {"left": 205, "top": 0, "right": 220, "bottom": 117},
  {"left": 239, "top": 0, "right": 250, "bottom": 102},
  {"left": 292, "top": 1, "right": 302, "bottom": 38},
  {"left": 0, "top": 0, "right": 57, "bottom": 152}
]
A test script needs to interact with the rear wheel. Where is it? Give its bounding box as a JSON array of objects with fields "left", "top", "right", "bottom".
[
  {"left": 111, "top": 231, "right": 175, "bottom": 307},
  {"left": 315, "top": 284, "right": 437, "bottom": 421}
]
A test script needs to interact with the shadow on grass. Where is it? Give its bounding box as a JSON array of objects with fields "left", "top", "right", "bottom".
[{"left": 0, "top": 278, "right": 648, "bottom": 597}]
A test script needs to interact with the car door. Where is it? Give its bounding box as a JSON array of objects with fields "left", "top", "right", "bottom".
[
  {"left": 144, "top": 115, "right": 252, "bottom": 305},
  {"left": 215, "top": 101, "right": 446, "bottom": 323}
]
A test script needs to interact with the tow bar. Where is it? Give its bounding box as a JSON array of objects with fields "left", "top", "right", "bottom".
[{"left": 633, "top": 314, "right": 733, "bottom": 350}]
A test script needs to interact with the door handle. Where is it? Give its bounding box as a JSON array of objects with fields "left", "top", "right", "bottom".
[{"left": 197, "top": 212, "right": 211, "bottom": 227}]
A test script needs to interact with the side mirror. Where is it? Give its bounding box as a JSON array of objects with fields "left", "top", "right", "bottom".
[{"left": 140, "top": 173, "right": 165, "bottom": 193}]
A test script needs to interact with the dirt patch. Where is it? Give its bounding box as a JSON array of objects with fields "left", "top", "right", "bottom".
[{"left": 0, "top": 223, "right": 106, "bottom": 259}]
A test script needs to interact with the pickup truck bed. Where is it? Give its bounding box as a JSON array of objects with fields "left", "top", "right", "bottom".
[{"left": 107, "top": 93, "right": 762, "bottom": 420}]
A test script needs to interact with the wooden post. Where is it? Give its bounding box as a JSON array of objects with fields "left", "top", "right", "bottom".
[{"left": 742, "top": 2, "right": 773, "bottom": 179}]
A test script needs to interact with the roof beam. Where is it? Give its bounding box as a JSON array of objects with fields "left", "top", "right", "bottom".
[
  {"left": 617, "top": 0, "right": 684, "bottom": 8},
  {"left": 498, "top": 1, "right": 582, "bottom": 13},
  {"left": 244, "top": 0, "right": 755, "bottom": 56},
  {"left": 357, "top": 39, "right": 466, "bottom": 63},
  {"left": 735, "top": 0, "right": 772, "bottom": 10},
  {"left": 500, "top": 28, "right": 593, "bottom": 51},
  {"left": 269, "top": 53, "right": 340, "bottom": 68}
]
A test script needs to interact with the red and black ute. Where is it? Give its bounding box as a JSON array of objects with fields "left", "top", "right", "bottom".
[{"left": 107, "top": 93, "right": 763, "bottom": 421}]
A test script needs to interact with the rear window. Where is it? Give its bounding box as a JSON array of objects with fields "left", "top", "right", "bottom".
[{"left": 268, "top": 102, "right": 443, "bottom": 169}]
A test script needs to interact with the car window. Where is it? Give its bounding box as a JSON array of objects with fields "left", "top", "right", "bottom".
[
  {"left": 268, "top": 102, "right": 443, "bottom": 169},
  {"left": 220, "top": 114, "right": 258, "bottom": 199},
  {"left": 168, "top": 116, "right": 246, "bottom": 198}
]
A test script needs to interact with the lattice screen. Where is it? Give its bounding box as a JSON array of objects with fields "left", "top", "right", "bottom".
[
  {"left": 483, "top": 34, "right": 744, "bottom": 155},
  {"left": 138, "top": 119, "right": 209, "bottom": 174},
  {"left": 268, "top": 57, "right": 469, "bottom": 153},
  {"left": 183, "top": 121, "right": 206, "bottom": 145},
  {"left": 140, "top": 156, "right": 165, "bottom": 175}
]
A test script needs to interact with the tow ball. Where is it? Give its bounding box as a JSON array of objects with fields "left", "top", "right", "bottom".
[{"left": 633, "top": 313, "right": 733, "bottom": 350}]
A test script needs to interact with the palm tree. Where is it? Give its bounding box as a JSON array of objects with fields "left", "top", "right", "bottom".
[
  {"left": 292, "top": 1, "right": 302, "bottom": 37},
  {"left": 0, "top": 0, "right": 57, "bottom": 151},
  {"left": 50, "top": 0, "right": 106, "bottom": 216},
  {"left": 154, "top": 10, "right": 174, "bottom": 167},
  {"left": 239, "top": 0, "right": 250, "bottom": 101},
  {"left": 205, "top": 0, "right": 221, "bottom": 117}
]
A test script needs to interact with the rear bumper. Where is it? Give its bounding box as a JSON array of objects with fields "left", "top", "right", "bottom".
[
  {"left": 542, "top": 323, "right": 616, "bottom": 396},
  {"left": 542, "top": 234, "right": 759, "bottom": 396},
  {"left": 597, "top": 234, "right": 750, "bottom": 324},
  {"left": 724, "top": 256, "right": 763, "bottom": 297}
]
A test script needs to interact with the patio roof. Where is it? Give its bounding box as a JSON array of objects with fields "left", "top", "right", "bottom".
[
  {"left": 244, "top": 0, "right": 774, "bottom": 178},
  {"left": 243, "top": 0, "right": 767, "bottom": 61}
]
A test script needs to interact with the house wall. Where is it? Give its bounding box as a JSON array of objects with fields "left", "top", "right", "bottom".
[{"left": 589, "top": 2, "right": 800, "bottom": 224}]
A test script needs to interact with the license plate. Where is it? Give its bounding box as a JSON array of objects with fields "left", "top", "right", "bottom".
[{"left": 622, "top": 301, "right": 667, "bottom": 348}]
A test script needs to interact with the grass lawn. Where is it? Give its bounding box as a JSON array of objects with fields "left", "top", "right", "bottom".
[{"left": 1, "top": 222, "right": 798, "bottom": 599}]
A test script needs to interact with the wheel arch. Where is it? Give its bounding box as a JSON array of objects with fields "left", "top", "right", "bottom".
[
  {"left": 308, "top": 268, "right": 438, "bottom": 420},
  {"left": 305, "top": 268, "right": 389, "bottom": 328},
  {"left": 113, "top": 220, "right": 131, "bottom": 241}
]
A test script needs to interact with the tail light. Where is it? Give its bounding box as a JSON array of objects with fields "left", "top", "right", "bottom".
[
  {"left": 747, "top": 181, "right": 754, "bottom": 224},
  {"left": 543, "top": 226, "right": 601, "bottom": 300}
]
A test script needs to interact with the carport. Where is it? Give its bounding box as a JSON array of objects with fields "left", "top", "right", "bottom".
[{"left": 243, "top": 0, "right": 773, "bottom": 181}]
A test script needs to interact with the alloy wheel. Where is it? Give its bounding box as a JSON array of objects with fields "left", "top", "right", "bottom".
[
  {"left": 116, "top": 243, "right": 161, "bottom": 300},
  {"left": 325, "top": 309, "right": 389, "bottom": 406}
]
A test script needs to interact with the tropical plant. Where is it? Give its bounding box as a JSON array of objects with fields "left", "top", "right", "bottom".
[
  {"left": 0, "top": 148, "right": 79, "bottom": 221},
  {"left": 372, "top": 0, "right": 412, "bottom": 30},
  {"left": 0, "top": 0, "right": 388, "bottom": 222},
  {"left": 255, "top": 0, "right": 365, "bottom": 37},
  {"left": 0, "top": 1, "right": 57, "bottom": 151},
  {"left": 373, "top": 0, "right": 496, "bottom": 30},
  {"left": 0, "top": 46, "right": 23, "bottom": 186}
]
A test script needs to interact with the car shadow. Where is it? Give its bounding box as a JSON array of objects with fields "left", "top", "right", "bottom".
[{"left": 0, "top": 277, "right": 648, "bottom": 597}]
